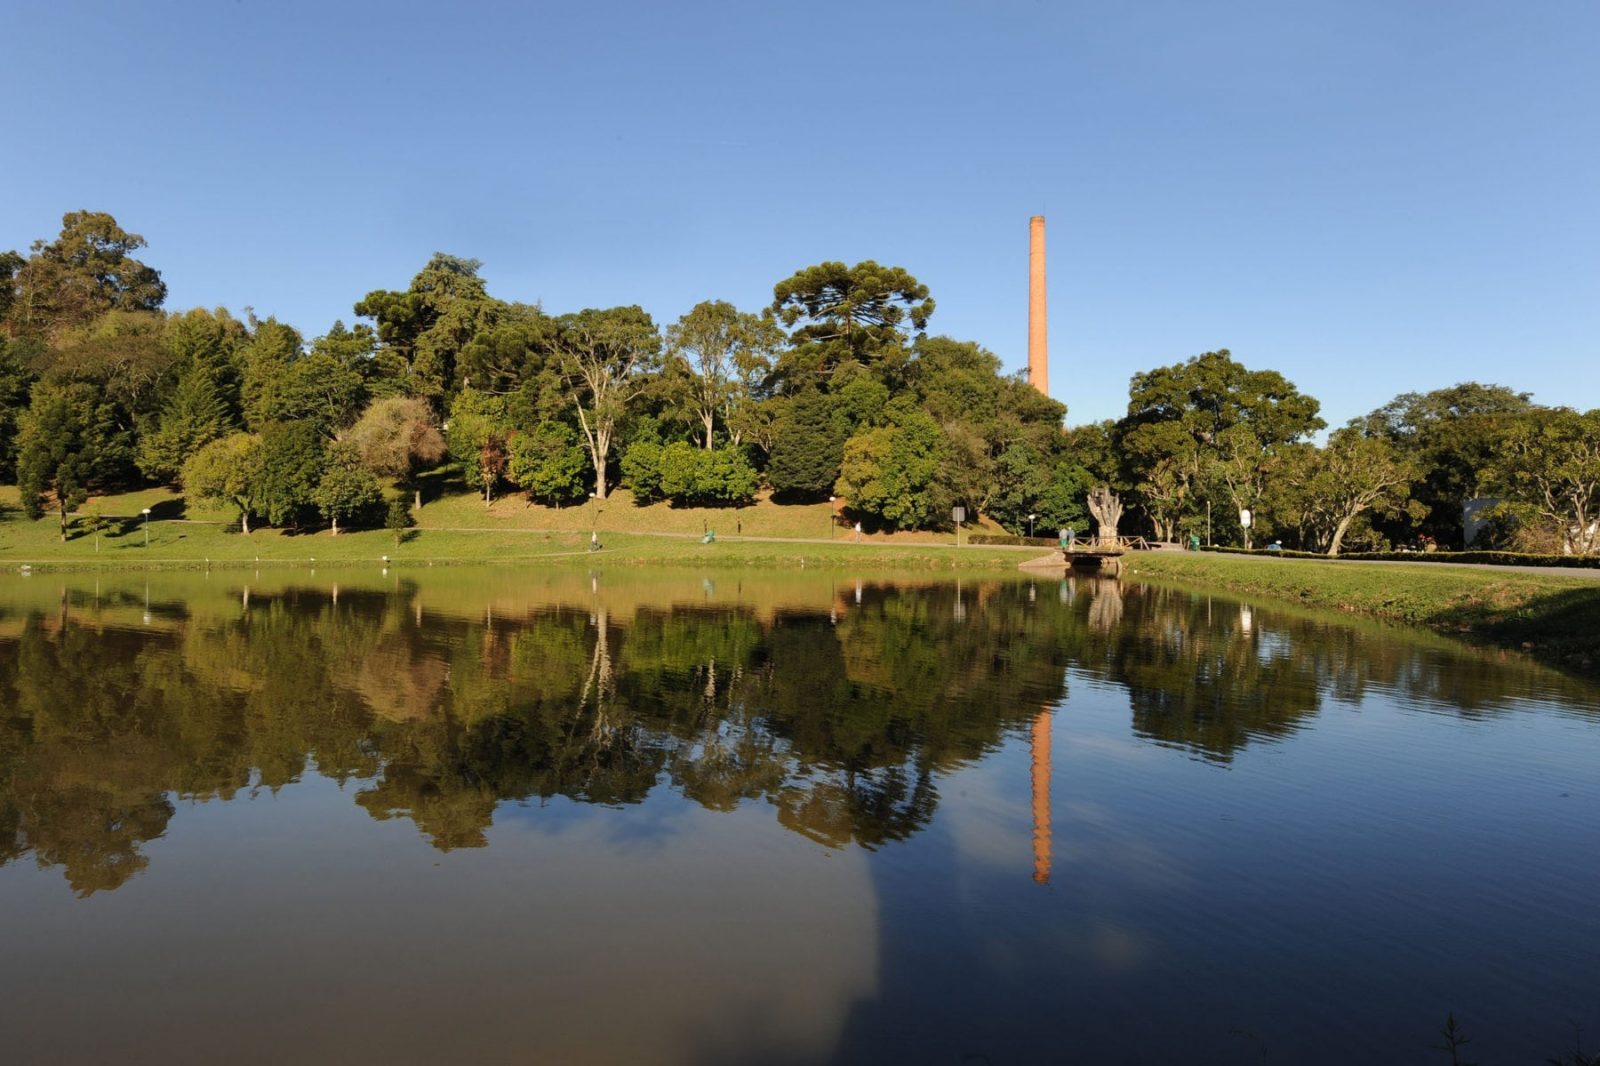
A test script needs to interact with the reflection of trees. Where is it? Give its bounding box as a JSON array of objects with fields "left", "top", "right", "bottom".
[
  {"left": 1059, "top": 579, "right": 1595, "bottom": 762},
  {"left": 2, "top": 575, "right": 1590, "bottom": 892}
]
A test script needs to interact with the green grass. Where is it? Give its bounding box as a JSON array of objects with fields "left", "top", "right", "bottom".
[
  {"left": 1127, "top": 550, "right": 1600, "bottom": 673},
  {"left": 0, "top": 484, "right": 1030, "bottom": 573}
]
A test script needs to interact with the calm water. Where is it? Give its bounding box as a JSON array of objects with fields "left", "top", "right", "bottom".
[{"left": 1, "top": 568, "right": 1596, "bottom": 1064}]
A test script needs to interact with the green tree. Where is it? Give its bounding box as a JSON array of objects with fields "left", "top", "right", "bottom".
[
  {"left": 1304, "top": 429, "right": 1418, "bottom": 556},
  {"left": 163, "top": 307, "right": 250, "bottom": 424},
  {"left": 551, "top": 306, "right": 662, "bottom": 499},
  {"left": 138, "top": 362, "right": 231, "bottom": 484},
  {"left": 182, "top": 432, "right": 263, "bottom": 532},
  {"left": 385, "top": 494, "right": 416, "bottom": 546},
  {"left": 767, "top": 390, "right": 847, "bottom": 499},
  {"left": 238, "top": 316, "right": 307, "bottom": 429},
  {"left": 16, "top": 384, "right": 123, "bottom": 539},
  {"left": 4, "top": 211, "right": 166, "bottom": 340},
  {"left": 1359, "top": 383, "right": 1536, "bottom": 547},
  {"left": 254, "top": 421, "right": 327, "bottom": 528},
  {"left": 665, "top": 300, "right": 781, "bottom": 449},
  {"left": 457, "top": 303, "right": 554, "bottom": 396},
  {"left": 507, "top": 422, "right": 588, "bottom": 505},
  {"left": 769, "top": 261, "right": 933, "bottom": 385},
  {"left": 1117, "top": 349, "right": 1324, "bottom": 540},
  {"left": 1485, "top": 407, "right": 1600, "bottom": 555},
  {"left": 0, "top": 335, "right": 35, "bottom": 480},
  {"left": 835, "top": 412, "right": 950, "bottom": 530},
  {"left": 354, "top": 253, "right": 501, "bottom": 400},
  {"left": 446, "top": 389, "right": 512, "bottom": 505},
  {"left": 620, "top": 439, "right": 664, "bottom": 501},
  {"left": 313, "top": 451, "right": 384, "bottom": 535},
  {"left": 341, "top": 396, "right": 448, "bottom": 509}
]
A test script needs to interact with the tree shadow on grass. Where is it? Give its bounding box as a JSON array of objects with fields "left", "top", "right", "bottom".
[{"left": 1434, "top": 584, "right": 1600, "bottom": 675}]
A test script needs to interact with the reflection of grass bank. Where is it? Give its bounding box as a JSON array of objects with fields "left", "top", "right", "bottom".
[{"left": 1128, "top": 551, "right": 1600, "bottom": 673}]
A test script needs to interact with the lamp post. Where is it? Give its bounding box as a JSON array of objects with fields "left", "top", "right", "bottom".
[
  {"left": 142, "top": 508, "right": 152, "bottom": 548},
  {"left": 1028, "top": 513, "right": 1037, "bottom": 539},
  {"left": 588, "top": 492, "right": 598, "bottom": 551},
  {"left": 828, "top": 496, "right": 835, "bottom": 540}
]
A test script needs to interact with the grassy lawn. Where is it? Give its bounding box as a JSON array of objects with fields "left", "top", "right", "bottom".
[
  {"left": 1128, "top": 550, "right": 1600, "bottom": 673},
  {"left": 412, "top": 471, "right": 998, "bottom": 543},
  {"left": 0, "top": 484, "right": 1030, "bottom": 572}
]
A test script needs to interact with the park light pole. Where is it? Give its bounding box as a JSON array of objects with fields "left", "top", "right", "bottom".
[
  {"left": 828, "top": 496, "right": 836, "bottom": 539},
  {"left": 142, "top": 508, "right": 152, "bottom": 548},
  {"left": 1028, "top": 513, "right": 1036, "bottom": 539}
]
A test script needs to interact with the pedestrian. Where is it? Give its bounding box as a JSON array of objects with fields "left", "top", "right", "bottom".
[
  {"left": 854, "top": 520, "right": 862, "bottom": 542},
  {"left": 736, "top": 519, "right": 742, "bottom": 536},
  {"left": 590, "top": 530, "right": 598, "bottom": 552},
  {"left": 1066, "top": 527, "right": 1076, "bottom": 551}
]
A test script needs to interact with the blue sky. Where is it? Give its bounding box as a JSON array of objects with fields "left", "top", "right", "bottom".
[{"left": 3, "top": 0, "right": 1595, "bottom": 429}]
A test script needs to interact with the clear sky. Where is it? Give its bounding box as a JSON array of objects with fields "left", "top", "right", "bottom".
[{"left": 3, "top": 0, "right": 1595, "bottom": 429}]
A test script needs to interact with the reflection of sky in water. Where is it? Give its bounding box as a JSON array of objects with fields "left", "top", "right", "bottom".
[{"left": 1, "top": 773, "right": 877, "bottom": 1065}]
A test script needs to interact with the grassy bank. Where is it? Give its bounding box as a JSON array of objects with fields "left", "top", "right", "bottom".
[
  {"left": 0, "top": 488, "right": 1030, "bottom": 572},
  {"left": 0, "top": 482, "right": 1020, "bottom": 573},
  {"left": 1128, "top": 551, "right": 1600, "bottom": 673}
]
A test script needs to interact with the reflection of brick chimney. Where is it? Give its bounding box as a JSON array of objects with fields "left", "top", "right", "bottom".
[
  {"left": 1028, "top": 215, "right": 1048, "bottom": 397},
  {"left": 1031, "top": 708, "right": 1052, "bottom": 884}
]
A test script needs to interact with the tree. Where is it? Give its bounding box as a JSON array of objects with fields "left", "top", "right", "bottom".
[
  {"left": 163, "top": 307, "right": 250, "bottom": 424},
  {"left": 4, "top": 211, "right": 166, "bottom": 340},
  {"left": 35, "top": 310, "right": 178, "bottom": 444},
  {"left": 183, "top": 433, "right": 263, "bottom": 532},
  {"left": 835, "top": 412, "right": 950, "bottom": 530},
  {"left": 769, "top": 261, "right": 934, "bottom": 384},
  {"left": 354, "top": 253, "right": 501, "bottom": 400},
  {"left": 386, "top": 494, "right": 416, "bottom": 546},
  {"left": 551, "top": 306, "right": 661, "bottom": 499},
  {"left": 254, "top": 421, "right": 327, "bottom": 528},
  {"left": 767, "top": 390, "right": 848, "bottom": 499},
  {"left": 1359, "top": 383, "right": 1536, "bottom": 547},
  {"left": 342, "top": 396, "right": 448, "bottom": 509},
  {"left": 1485, "top": 408, "right": 1600, "bottom": 555},
  {"left": 0, "top": 335, "right": 35, "bottom": 480},
  {"left": 1309, "top": 429, "right": 1418, "bottom": 556},
  {"left": 313, "top": 451, "right": 383, "bottom": 535},
  {"left": 665, "top": 300, "right": 781, "bottom": 449},
  {"left": 16, "top": 385, "right": 121, "bottom": 540},
  {"left": 1117, "top": 350, "right": 1323, "bottom": 539},
  {"left": 446, "top": 389, "right": 511, "bottom": 505},
  {"left": 138, "top": 362, "right": 231, "bottom": 484},
  {"left": 238, "top": 316, "right": 307, "bottom": 429},
  {"left": 507, "top": 422, "right": 588, "bottom": 505}
]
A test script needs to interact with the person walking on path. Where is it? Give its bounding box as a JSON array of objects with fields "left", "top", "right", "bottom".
[{"left": 854, "top": 521, "right": 862, "bottom": 542}]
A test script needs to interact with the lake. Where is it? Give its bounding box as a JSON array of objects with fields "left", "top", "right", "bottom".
[{"left": 1, "top": 567, "right": 1596, "bottom": 1064}]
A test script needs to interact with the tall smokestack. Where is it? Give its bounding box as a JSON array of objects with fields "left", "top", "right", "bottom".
[{"left": 1028, "top": 215, "right": 1048, "bottom": 396}]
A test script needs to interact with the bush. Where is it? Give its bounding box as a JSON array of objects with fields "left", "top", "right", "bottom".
[{"left": 967, "top": 534, "right": 1060, "bottom": 547}]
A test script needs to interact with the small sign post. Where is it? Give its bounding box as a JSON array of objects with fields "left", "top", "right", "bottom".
[{"left": 952, "top": 505, "right": 966, "bottom": 547}]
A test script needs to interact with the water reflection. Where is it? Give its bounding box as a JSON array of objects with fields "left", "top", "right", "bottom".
[
  {"left": 3, "top": 569, "right": 1599, "bottom": 1064},
  {"left": 1, "top": 570, "right": 1587, "bottom": 897}
]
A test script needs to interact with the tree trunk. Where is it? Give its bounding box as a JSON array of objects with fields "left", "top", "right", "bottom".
[
  {"left": 58, "top": 498, "right": 68, "bottom": 542},
  {"left": 592, "top": 426, "right": 611, "bottom": 500},
  {"left": 414, "top": 486, "right": 423, "bottom": 511},
  {"left": 331, "top": 516, "right": 339, "bottom": 536},
  {"left": 1328, "top": 515, "right": 1354, "bottom": 557},
  {"left": 702, "top": 412, "right": 715, "bottom": 450},
  {"left": 241, "top": 509, "right": 251, "bottom": 534}
]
